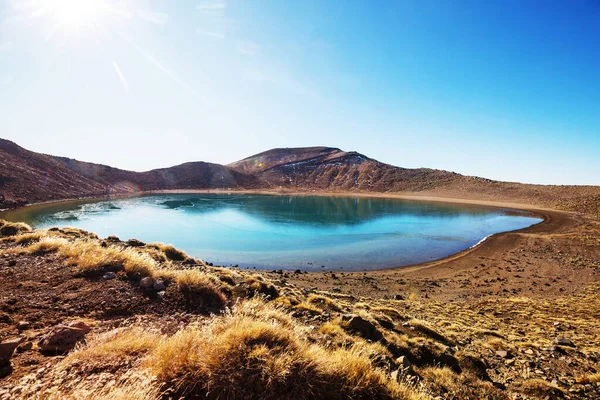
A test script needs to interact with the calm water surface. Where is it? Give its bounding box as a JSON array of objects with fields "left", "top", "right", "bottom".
[{"left": 0, "top": 194, "right": 542, "bottom": 271}]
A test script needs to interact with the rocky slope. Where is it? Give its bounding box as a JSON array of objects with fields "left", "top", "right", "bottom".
[{"left": 0, "top": 139, "right": 263, "bottom": 208}]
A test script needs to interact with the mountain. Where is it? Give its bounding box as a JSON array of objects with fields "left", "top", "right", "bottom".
[
  {"left": 229, "top": 146, "right": 466, "bottom": 191},
  {"left": 2, "top": 138, "right": 600, "bottom": 216},
  {"left": 0, "top": 139, "right": 262, "bottom": 208}
]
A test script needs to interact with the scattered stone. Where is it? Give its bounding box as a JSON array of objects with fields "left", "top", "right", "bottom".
[
  {"left": 397, "top": 355, "right": 412, "bottom": 369},
  {"left": 16, "top": 341, "right": 32, "bottom": 353},
  {"left": 342, "top": 314, "right": 383, "bottom": 341},
  {"left": 106, "top": 236, "right": 120, "bottom": 242},
  {"left": 17, "top": 321, "right": 30, "bottom": 331},
  {"left": 102, "top": 272, "right": 116, "bottom": 280},
  {"left": 394, "top": 294, "right": 404, "bottom": 300},
  {"left": 153, "top": 280, "right": 166, "bottom": 291},
  {"left": 139, "top": 277, "right": 154, "bottom": 289},
  {"left": 0, "top": 337, "right": 24, "bottom": 365},
  {"left": 555, "top": 337, "right": 575, "bottom": 347},
  {"left": 496, "top": 350, "right": 512, "bottom": 359},
  {"left": 38, "top": 321, "right": 90, "bottom": 354}
]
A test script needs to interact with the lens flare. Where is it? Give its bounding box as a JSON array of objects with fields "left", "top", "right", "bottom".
[{"left": 42, "top": 0, "right": 111, "bottom": 31}]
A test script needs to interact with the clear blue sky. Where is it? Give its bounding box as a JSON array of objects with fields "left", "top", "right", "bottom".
[{"left": 1, "top": 0, "right": 598, "bottom": 184}]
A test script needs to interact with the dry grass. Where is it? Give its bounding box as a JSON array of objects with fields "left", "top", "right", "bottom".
[
  {"left": 0, "top": 220, "right": 32, "bottom": 237},
  {"left": 306, "top": 294, "right": 341, "bottom": 311},
  {"left": 168, "top": 269, "right": 228, "bottom": 309},
  {"left": 64, "top": 327, "right": 160, "bottom": 373},
  {"left": 16, "top": 236, "right": 157, "bottom": 278},
  {"left": 148, "top": 243, "right": 188, "bottom": 261},
  {"left": 420, "top": 367, "right": 508, "bottom": 400},
  {"left": 245, "top": 274, "right": 279, "bottom": 299},
  {"left": 519, "top": 378, "right": 563, "bottom": 397},
  {"left": 148, "top": 300, "right": 425, "bottom": 400}
]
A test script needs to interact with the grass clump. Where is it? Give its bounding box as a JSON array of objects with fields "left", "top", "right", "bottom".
[
  {"left": 421, "top": 367, "right": 508, "bottom": 400},
  {"left": 519, "top": 378, "right": 564, "bottom": 397},
  {"left": 246, "top": 274, "right": 279, "bottom": 299},
  {"left": 149, "top": 243, "right": 188, "bottom": 261},
  {"left": 18, "top": 237, "right": 157, "bottom": 278},
  {"left": 169, "top": 269, "right": 228, "bottom": 309},
  {"left": 64, "top": 327, "right": 160, "bottom": 373},
  {"left": 307, "top": 294, "right": 341, "bottom": 311},
  {"left": 148, "top": 300, "right": 425, "bottom": 400},
  {"left": 0, "top": 220, "right": 32, "bottom": 237}
]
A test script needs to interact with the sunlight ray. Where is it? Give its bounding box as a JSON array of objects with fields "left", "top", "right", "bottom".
[{"left": 112, "top": 61, "right": 130, "bottom": 92}]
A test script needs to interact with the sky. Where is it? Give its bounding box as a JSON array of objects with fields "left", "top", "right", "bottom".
[{"left": 0, "top": 0, "right": 599, "bottom": 185}]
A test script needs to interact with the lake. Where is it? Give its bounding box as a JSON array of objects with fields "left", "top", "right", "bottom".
[{"left": 0, "top": 194, "right": 542, "bottom": 271}]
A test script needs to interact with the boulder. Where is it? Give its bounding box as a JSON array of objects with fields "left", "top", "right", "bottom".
[
  {"left": 139, "top": 277, "right": 154, "bottom": 289},
  {"left": 342, "top": 314, "right": 383, "bottom": 341},
  {"left": 38, "top": 321, "right": 90, "bottom": 354},
  {"left": 555, "top": 337, "right": 575, "bottom": 347},
  {"left": 0, "top": 337, "right": 24, "bottom": 365}
]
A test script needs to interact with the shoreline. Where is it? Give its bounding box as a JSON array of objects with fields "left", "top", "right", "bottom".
[{"left": 0, "top": 188, "right": 566, "bottom": 276}]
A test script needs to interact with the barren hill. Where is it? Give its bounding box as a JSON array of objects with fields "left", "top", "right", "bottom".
[
  {"left": 229, "top": 146, "right": 465, "bottom": 191},
  {"left": 2, "top": 138, "right": 600, "bottom": 216},
  {"left": 0, "top": 139, "right": 263, "bottom": 208}
]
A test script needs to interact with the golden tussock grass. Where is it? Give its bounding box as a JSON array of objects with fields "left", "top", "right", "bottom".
[
  {"left": 147, "top": 243, "right": 188, "bottom": 261},
  {"left": 0, "top": 220, "right": 32, "bottom": 237},
  {"left": 245, "top": 274, "right": 279, "bottom": 299},
  {"left": 148, "top": 300, "right": 425, "bottom": 400},
  {"left": 519, "top": 378, "right": 563, "bottom": 397},
  {"left": 420, "top": 367, "right": 508, "bottom": 400},
  {"left": 371, "top": 306, "right": 407, "bottom": 321},
  {"left": 65, "top": 327, "right": 160, "bottom": 371},
  {"left": 166, "top": 269, "right": 228, "bottom": 309},
  {"left": 306, "top": 294, "right": 341, "bottom": 311},
  {"left": 16, "top": 236, "right": 157, "bottom": 277},
  {"left": 293, "top": 301, "right": 323, "bottom": 315}
]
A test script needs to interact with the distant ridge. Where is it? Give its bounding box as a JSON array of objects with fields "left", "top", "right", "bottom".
[{"left": 1, "top": 138, "right": 600, "bottom": 215}]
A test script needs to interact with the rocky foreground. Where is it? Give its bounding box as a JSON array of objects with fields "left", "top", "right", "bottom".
[{"left": 0, "top": 219, "right": 599, "bottom": 399}]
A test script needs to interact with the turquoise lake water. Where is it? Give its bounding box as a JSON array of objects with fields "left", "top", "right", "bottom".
[{"left": 0, "top": 194, "right": 542, "bottom": 271}]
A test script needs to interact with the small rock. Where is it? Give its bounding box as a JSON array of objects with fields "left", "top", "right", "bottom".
[
  {"left": 153, "top": 280, "right": 166, "bottom": 291},
  {"left": 555, "top": 338, "right": 575, "bottom": 347},
  {"left": 342, "top": 314, "right": 383, "bottom": 341},
  {"left": 106, "top": 236, "right": 120, "bottom": 242},
  {"left": 496, "top": 350, "right": 512, "bottom": 359},
  {"left": 16, "top": 341, "right": 32, "bottom": 353},
  {"left": 139, "top": 277, "right": 154, "bottom": 289},
  {"left": 38, "top": 321, "right": 90, "bottom": 354},
  {"left": 0, "top": 337, "right": 24, "bottom": 365},
  {"left": 102, "top": 272, "right": 116, "bottom": 280},
  {"left": 17, "top": 321, "right": 30, "bottom": 331},
  {"left": 396, "top": 355, "right": 412, "bottom": 369},
  {"left": 394, "top": 294, "right": 404, "bottom": 300}
]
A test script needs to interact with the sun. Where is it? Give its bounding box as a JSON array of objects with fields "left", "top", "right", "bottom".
[{"left": 42, "top": 0, "right": 111, "bottom": 32}]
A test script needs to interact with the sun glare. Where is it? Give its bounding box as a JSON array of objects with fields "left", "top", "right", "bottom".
[{"left": 43, "top": 0, "right": 111, "bottom": 31}]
